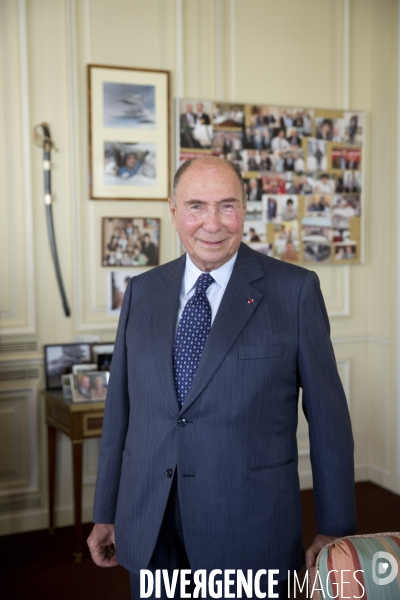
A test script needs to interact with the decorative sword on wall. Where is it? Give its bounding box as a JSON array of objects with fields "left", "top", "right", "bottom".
[{"left": 33, "top": 122, "right": 71, "bottom": 317}]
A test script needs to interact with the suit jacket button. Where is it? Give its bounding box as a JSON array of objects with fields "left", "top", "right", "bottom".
[
  {"left": 177, "top": 418, "right": 187, "bottom": 427},
  {"left": 166, "top": 468, "right": 173, "bottom": 478}
]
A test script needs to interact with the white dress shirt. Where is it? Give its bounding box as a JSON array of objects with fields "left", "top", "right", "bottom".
[
  {"left": 271, "top": 136, "right": 290, "bottom": 151},
  {"left": 176, "top": 252, "right": 238, "bottom": 332}
]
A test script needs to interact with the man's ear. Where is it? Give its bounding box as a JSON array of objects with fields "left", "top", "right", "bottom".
[{"left": 168, "top": 197, "right": 177, "bottom": 228}]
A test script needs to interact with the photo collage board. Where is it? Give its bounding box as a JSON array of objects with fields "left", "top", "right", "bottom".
[{"left": 177, "top": 99, "right": 365, "bottom": 265}]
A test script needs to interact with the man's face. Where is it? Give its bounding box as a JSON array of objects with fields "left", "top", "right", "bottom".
[
  {"left": 186, "top": 103, "right": 193, "bottom": 113},
  {"left": 95, "top": 377, "right": 104, "bottom": 390},
  {"left": 81, "top": 376, "right": 90, "bottom": 390},
  {"left": 249, "top": 179, "right": 257, "bottom": 190},
  {"left": 169, "top": 161, "right": 246, "bottom": 272},
  {"left": 126, "top": 154, "right": 136, "bottom": 168}
]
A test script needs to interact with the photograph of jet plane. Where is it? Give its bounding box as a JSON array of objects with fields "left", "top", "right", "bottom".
[{"left": 103, "top": 82, "right": 155, "bottom": 128}]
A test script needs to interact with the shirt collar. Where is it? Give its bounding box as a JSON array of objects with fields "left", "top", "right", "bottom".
[{"left": 184, "top": 252, "right": 238, "bottom": 296}]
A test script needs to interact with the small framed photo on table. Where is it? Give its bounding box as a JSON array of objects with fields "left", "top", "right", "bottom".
[
  {"left": 91, "top": 343, "right": 115, "bottom": 372},
  {"left": 70, "top": 371, "right": 110, "bottom": 403},
  {"left": 88, "top": 64, "right": 170, "bottom": 200},
  {"left": 61, "top": 374, "right": 72, "bottom": 398},
  {"left": 44, "top": 343, "right": 92, "bottom": 390},
  {"left": 72, "top": 363, "right": 98, "bottom": 375}
]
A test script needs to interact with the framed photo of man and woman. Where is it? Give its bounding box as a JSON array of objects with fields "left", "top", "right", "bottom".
[
  {"left": 88, "top": 65, "right": 170, "bottom": 200},
  {"left": 177, "top": 99, "right": 365, "bottom": 265},
  {"left": 70, "top": 371, "right": 110, "bottom": 403}
]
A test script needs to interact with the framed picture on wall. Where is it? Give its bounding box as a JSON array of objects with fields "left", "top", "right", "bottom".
[
  {"left": 101, "top": 217, "right": 160, "bottom": 267},
  {"left": 88, "top": 64, "right": 170, "bottom": 200},
  {"left": 106, "top": 271, "right": 145, "bottom": 315}
]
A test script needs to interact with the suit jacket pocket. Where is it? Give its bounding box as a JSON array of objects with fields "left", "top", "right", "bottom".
[
  {"left": 249, "top": 458, "right": 294, "bottom": 472},
  {"left": 239, "top": 343, "right": 286, "bottom": 360}
]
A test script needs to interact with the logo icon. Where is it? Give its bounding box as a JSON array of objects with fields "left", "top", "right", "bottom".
[{"left": 372, "top": 551, "right": 398, "bottom": 586}]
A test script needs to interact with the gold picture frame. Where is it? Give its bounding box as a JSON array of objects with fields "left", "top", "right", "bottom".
[{"left": 88, "top": 64, "right": 170, "bottom": 200}]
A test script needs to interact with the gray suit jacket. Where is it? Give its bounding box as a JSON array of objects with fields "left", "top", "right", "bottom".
[{"left": 93, "top": 243, "right": 356, "bottom": 574}]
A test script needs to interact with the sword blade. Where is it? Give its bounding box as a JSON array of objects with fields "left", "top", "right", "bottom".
[{"left": 45, "top": 203, "right": 71, "bottom": 317}]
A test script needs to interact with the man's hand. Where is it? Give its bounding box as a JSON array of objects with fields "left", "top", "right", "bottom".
[
  {"left": 306, "top": 534, "right": 341, "bottom": 599},
  {"left": 87, "top": 523, "right": 118, "bottom": 567}
]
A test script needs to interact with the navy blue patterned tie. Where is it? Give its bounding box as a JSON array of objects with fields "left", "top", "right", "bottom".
[{"left": 173, "top": 273, "right": 214, "bottom": 407}]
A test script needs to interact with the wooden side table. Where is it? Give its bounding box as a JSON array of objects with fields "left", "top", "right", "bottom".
[{"left": 42, "top": 389, "right": 105, "bottom": 562}]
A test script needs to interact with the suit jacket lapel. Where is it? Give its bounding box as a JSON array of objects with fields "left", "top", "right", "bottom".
[
  {"left": 180, "top": 244, "right": 265, "bottom": 415},
  {"left": 152, "top": 255, "right": 185, "bottom": 414}
]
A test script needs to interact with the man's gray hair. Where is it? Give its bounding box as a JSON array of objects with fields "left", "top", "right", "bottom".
[{"left": 171, "top": 157, "right": 246, "bottom": 205}]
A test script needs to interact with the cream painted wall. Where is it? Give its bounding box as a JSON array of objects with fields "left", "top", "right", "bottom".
[{"left": 0, "top": 0, "right": 398, "bottom": 535}]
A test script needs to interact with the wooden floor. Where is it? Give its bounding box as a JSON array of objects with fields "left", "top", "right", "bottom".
[{"left": 0, "top": 482, "right": 399, "bottom": 599}]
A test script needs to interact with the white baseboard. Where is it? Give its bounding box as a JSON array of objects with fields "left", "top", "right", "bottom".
[
  {"left": 0, "top": 503, "right": 94, "bottom": 536},
  {"left": 0, "top": 508, "right": 49, "bottom": 536},
  {"left": 53, "top": 502, "right": 95, "bottom": 528},
  {"left": 299, "top": 465, "right": 400, "bottom": 495},
  {"left": 355, "top": 464, "right": 400, "bottom": 495}
]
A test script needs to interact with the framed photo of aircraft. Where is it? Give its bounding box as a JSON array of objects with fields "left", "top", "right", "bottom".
[{"left": 88, "top": 64, "right": 170, "bottom": 200}]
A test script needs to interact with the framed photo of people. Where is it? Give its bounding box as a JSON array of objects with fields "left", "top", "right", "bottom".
[
  {"left": 70, "top": 371, "right": 109, "bottom": 403},
  {"left": 102, "top": 217, "right": 160, "bottom": 267},
  {"left": 177, "top": 99, "right": 365, "bottom": 265},
  {"left": 88, "top": 64, "right": 170, "bottom": 200}
]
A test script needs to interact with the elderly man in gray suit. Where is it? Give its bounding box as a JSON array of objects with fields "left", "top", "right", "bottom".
[{"left": 88, "top": 156, "right": 356, "bottom": 599}]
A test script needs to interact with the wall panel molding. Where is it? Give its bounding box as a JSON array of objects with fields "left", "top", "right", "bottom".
[
  {"left": 229, "top": 0, "right": 236, "bottom": 101},
  {"left": 315, "top": 265, "right": 350, "bottom": 317},
  {"left": 332, "top": 335, "right": 391, "bottom": 346},
  {"left": 396, "top": 0, "right": 400, "bottom": 485},
  {"left": 215, "top": 0, "right": 223, "bottom": 100},
  {"left": 17, "top": 0, "right": 36, "bottom": 335},
  {"left": 343, "top": 0, "right": 350, "bottom": 110},
  {"left": 0, "top": 0, "right": 16, "bottom": 319},
  {"left": 175, "top": 0, "right": 184, "bottom": 96},
  {"left": 0, "top": 388, "right": 39, "bottom": 497},
  {"left": 66, "top": 0, "right": 84, "bottom": 333},
  {"left": 0, "top": 0, "right": 37, "bottom": 335}
]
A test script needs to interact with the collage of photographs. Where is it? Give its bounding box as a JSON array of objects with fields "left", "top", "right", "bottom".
[{"left": 177, "top": 100, "right": 364, "bottom": 264}]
